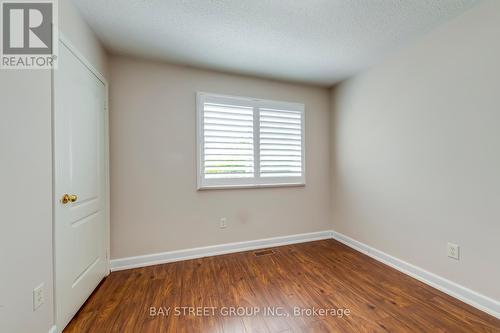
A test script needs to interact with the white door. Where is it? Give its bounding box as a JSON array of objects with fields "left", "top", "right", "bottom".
[{"left": 54, "top": 41, "right": 108, "bottom": 330}]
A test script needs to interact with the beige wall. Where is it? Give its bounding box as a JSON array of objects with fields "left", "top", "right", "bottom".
[
  {"left": 0, "top": 70, "right": 53, "bottom": 333},
  {"left": 109, "top": 56, "right": 331, "bottom": 259},
  {"left": 331, "top": 0, "right": 500, "bottom": 301},
  {"left": 0, "top": 1, "right": 108, "bottom": 332}
]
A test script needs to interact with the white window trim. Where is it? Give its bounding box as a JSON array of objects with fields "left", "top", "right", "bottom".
[{"left": 196, "top": 92, "right": 306, "bottom": 190}]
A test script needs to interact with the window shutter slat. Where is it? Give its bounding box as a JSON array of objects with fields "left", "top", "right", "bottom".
[{"left": 260, "top": 133, "right": 301, "bottom": 140}]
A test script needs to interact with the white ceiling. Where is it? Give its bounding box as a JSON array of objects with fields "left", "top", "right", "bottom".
[{"left": 72, "top": 0, "right": 481, "bottom": 86}]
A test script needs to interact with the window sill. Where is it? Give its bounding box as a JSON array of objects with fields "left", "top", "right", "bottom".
[{"left": 197, "top": 183, "right": 306, "bottom": 191}]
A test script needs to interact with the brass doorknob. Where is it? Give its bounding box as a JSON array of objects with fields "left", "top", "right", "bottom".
[{"left": 61, "top": 194, "right": 78, "bottom": 204}]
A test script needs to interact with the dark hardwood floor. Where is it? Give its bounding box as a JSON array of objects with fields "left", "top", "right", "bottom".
[{"left": 64, "top": 240, "right": 500, "bottom": 332}]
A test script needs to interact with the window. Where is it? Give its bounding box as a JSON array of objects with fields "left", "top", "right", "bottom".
[{"left": 197, "top": 92, "right": 305, "bottom": 189}]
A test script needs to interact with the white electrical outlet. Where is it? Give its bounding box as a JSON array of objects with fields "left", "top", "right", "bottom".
[
  {"left": 220, "top": 217, "right": 227, "bottom": 229},
  {"left": 447, "top": 242, "right": 460, "bottom": 260},
  {"left": 33, "top": 284, "right": 44, "bottom": 310}
]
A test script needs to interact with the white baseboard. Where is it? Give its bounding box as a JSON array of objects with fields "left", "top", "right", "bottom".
[
  {"left": 333, "top": 231, "right": 500, "bottom": 319},
  {"left": 48, "top": 325, "right": 58, "bottom": 333},
  {"left": 110, "top": 230, "right": 334, "bottom": 271}
]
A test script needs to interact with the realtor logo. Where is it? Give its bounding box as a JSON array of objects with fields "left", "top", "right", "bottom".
[{"left": 1, "top": 0, "right": 58, "bottom": 69}]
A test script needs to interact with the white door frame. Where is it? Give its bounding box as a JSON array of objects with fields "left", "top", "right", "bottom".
[{"left": 52, "top": 33, "right": 110, "bottom": 328}]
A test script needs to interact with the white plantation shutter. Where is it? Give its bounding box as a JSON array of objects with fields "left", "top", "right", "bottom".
[
  {"left": 259, "top": 108, "right": 303, "bottom": 178},
  {"left": 203, "top": 102, "right": 254, "bottom": 179},
  {"left": 197, "top": 93, "right": 305, "bottom": 189}
]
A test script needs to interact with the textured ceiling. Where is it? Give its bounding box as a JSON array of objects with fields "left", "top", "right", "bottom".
[{"left": 72, "top": 0, "right": 481, "bottom": 86}]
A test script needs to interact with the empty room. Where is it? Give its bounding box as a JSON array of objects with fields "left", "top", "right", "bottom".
[{"left": 1, "top": 0, "right": 500, "bottom": 332}]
